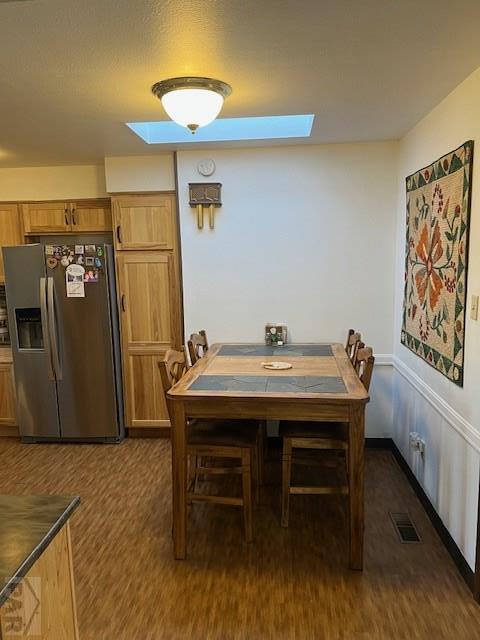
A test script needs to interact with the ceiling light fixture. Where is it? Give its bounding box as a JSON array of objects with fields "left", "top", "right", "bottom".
[{"left": 151, "top": 77, "right": 232, "bottom": 134}]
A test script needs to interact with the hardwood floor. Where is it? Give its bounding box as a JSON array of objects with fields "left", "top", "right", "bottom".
[{"left": 0, "top": 437, "right": 478, "bottom": 639}]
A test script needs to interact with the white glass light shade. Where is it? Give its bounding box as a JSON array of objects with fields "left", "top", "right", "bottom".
[{"left": 161, "top": 88, "right": 224, "bottom": 131}]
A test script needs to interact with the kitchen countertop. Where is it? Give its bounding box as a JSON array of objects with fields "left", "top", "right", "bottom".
[{"left": 0, "top": 495, "right": 80, "bottom": 607}]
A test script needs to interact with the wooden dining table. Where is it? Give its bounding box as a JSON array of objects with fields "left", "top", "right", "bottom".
[{"left": 167, "top": 342, "right": 370, "bottom": 570}]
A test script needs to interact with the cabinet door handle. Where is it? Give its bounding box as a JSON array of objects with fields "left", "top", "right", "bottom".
[
  {"left": 116, "top": 225, "right": 123, "bottom": 244},
  {"left": 121, "top": 294, "right": 126, "bottom": 312},
  {"left": 64, "top": 208, "right": 69, "bottom": 226},
  {"left": 72, "top": 208, "right": 76, "bottom": 225}
]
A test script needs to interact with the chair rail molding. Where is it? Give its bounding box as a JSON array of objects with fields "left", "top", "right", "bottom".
[{"left": 392, "top": 355, "right": 480, "bottom": 454}]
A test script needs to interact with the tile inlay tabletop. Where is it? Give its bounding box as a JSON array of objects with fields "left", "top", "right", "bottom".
[
  {"left": 0, "top": 495, "right": 80, "bottom": 607},
  {"left": 218, "top": 344, "right": 333, "bottom": 357},
  {"left": 189, "top": 375, "right": 346, "bottom": 394}
]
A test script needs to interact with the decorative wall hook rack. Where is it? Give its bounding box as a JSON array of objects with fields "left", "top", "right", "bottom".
[{"left": 189, "top": 183, "right": 222, "bottom": 230}]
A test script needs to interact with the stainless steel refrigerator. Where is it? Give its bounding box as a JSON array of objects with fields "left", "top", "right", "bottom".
[{"left": 2, "top": 237, "right": 124, "bottom": 442}]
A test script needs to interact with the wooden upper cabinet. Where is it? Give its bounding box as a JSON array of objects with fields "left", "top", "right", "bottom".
[
  {"left": 70, "top": 199, "right": 112, "bottom": 232},
  {"left": 112, "top": 194, "right": 176, "bottom": 250},
  {"left": 116, "top": 252, "right": 179, "bottom": 350},
  {"left": 0, "top": 204, "right": 22, "bottom": 282},
  {"left": 22, "top": 202, "right": 70, "bottom": 234},
  {"left": 22, "top": 199, "right": 112, "bottom": 234}
]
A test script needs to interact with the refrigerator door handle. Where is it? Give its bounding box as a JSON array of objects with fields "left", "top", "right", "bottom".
[
  {"left": 40, "top": 277, "right": 55, "bottom": 381},
  {"left": 47, "top": 276, "right": 63, "bottom": 381}
]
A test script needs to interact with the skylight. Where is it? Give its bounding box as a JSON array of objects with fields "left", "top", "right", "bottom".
[{"left": 126, "top": 115, "right": 314, "bottom": 144}]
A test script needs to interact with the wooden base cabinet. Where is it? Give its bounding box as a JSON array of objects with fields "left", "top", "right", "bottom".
[
  {"left": 0, "top": 358, "right": 16, "bottom": 427},
  {"left": 123, "top": 353, "right": 170, "bottom": 427},
  {"left": 0, "top": 523, "right": 79, "bottom": 640}
]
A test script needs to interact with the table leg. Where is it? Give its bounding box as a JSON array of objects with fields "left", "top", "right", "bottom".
[
  {"left": 171, "top": 399, "right": 187, "bottom": 559},
  {"left": 348, "top": 404, "right": 365, "bottom": 570}
]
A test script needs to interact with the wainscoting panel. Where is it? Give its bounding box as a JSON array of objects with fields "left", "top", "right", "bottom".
[
  {"left": 392, "top": 358, "right": 480, "bottom": 570},
  {"left": 366, "top": 355, "right": 393, "bottom": 438}
]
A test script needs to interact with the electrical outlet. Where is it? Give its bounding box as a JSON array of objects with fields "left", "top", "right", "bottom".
[
  {"left": 409, "top": 432, "right": 426, "bottom": 456},
  {"left": 471, "top": 295, "right": 479, "bottom": 321},
  {"left": 417, "top": 438, "right": 426, "bottom": 456}
]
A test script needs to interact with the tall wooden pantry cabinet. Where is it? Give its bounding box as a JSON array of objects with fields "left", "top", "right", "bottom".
[{"left": 112, "top": 193, "right": 183, "bottom": 432}]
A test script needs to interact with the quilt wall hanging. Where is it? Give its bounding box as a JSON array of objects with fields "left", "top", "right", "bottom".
[{"left": 401, "top": 140, "right": 474, "bottom": 386}]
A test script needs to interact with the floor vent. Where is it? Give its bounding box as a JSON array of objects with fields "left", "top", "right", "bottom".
[{"left": 389, "top": 512, "right": 422, "bottom": 543}]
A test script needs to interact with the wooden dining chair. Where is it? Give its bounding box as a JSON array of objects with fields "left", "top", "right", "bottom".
[
  {"left": 354, "top": 345, "right": 374, "bottom": 391},
  {"left": 279, "top": 346, "right": 375, "bottom": 528},
  {"left": 187, "top": 328, "right": 267, "bottom": 479},
  {"left": 345, "top": 329, "right": 362, "bottom": 366},
  {"left": 187, "top": 329, "right": 209, "bottom": 365},
  {"left": 159, "top": 348, "right": 263, "bottom": 543}
]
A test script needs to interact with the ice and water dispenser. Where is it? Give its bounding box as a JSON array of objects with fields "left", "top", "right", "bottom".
[{"left": 15, "top": 307, "right": 43, "bottom": 349}]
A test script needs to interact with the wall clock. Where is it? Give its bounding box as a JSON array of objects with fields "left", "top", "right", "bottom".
[{"left": 197, "top": 158, "right": 216, "bottom": 177}]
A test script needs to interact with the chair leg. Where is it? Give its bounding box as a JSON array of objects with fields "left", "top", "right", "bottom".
[
  {"left": 281, "top": 438, "right": 292, "bottom": 528},
  {"left": 241, "top": 448, "right": 253, "bottom": 543},
  {"left": 197, "top": 456, "right": 208, "bottom": 481},
  {"left": 259, "top": 420, "right": 268, "bottom": 461},
  {"left": 253, "top": 428, "right": 264, "bottom": 503},
  {"left": 257, "top": 427, "right": 265, "bottom": 486},
  {"left": 187, "top": 455, "right": 198, "bottom": 505},
  {"left": 252, "top": 444, "right": 260, "bottom": 504}
]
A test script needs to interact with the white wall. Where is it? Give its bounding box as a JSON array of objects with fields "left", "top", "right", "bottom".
[
  {"left": 393, "top": 66, "right": 480, "bottom": 569},
  {"left": 0, "top": 164, "right": 107, "bottom": 200},
  {"left": 176, "top": 143, "right": 398, "bottom": 436},
  {"left": 104, "top": 154, "right": 174, "bottom": 193}
]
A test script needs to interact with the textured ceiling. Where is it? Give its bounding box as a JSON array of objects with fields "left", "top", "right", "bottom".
[{"left": 0, "top": 0, "right": 480, "bottom": 166}]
